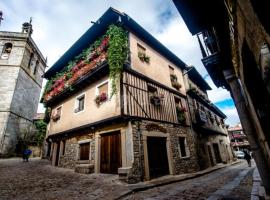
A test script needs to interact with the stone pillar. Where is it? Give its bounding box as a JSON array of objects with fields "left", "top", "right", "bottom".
[{"left": 224, "top": 69, "right": 270, "bottom": 195}]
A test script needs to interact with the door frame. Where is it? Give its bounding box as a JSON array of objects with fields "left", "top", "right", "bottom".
[
  {"left": 142, "top": 131, "right": 174, "bottom": 181},
  {"left": 95, "top": 128, "right": 126, "bottom": 173}
]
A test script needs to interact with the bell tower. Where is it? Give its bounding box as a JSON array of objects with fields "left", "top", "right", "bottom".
[{"left": 0, "top": 19, "right": 46, "bottom": 156}]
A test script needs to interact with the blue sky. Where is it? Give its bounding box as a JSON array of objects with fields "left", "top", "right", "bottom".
[{"left": 0, "top": 0, "right": 240, "bottom": 125}]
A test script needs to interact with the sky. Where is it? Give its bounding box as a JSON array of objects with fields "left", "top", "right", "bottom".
[{"left": 0, "top": 0, "right": 240, "bottom": 126}]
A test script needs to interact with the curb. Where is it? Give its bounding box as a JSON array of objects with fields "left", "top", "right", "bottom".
[{"left": 116, "top": 160, "right": 241, "bottom": 200}]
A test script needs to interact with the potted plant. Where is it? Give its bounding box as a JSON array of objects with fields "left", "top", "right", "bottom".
[
  {"left": 150, "top": 93, "right": 164, "bottom": 106},
  {"left": 95, "top": 92, "right": 108, "bottom": 105},
  {"left": 138, "top": 52, "right": 150, "bottom": 63},
  {"left": 176, "top": 106, "right": 187, "bottom": 124},
  {"left": 51, "top": 113, "right": 60, "bottom": 122},
  {"left": 172, "top": 81, "right": 182, "bottom": 90}
]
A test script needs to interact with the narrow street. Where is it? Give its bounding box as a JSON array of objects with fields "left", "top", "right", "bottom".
[
  {"left": 0, "top": 158, "right": 254, "bottom": 200},
  {"left": 123, "top": 161, "right": 255, "bottom": 200}
]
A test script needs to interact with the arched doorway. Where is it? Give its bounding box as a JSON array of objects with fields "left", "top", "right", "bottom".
[{"left": 242, "top": 40, "right": 270, "bottom": 145}]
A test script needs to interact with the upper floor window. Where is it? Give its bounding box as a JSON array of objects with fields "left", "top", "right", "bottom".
[
  {"left": 75, "top": 94, "right": 85, "bottom": 113},
  {"left": 95, "top": 81, "right": 109, "bottom": 105},
  {"left": 28, "top": 53, "right": 34, "bottom": 69},
  {"left": 1, "top": 43, "right": 12, "bottom": 59},
  {"left": 137, "top": 43, "right": 150, "bottom": 63},
  {"left": 169, "top": 66, "right": 181, "bottom": 90},
  {"left": 33, "top": 60, "right": 39, "bottom": 75},
  {"left": 52, "top": 106, "right": 62, "bottom": 122}
]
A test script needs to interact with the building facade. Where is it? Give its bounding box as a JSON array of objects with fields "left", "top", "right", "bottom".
[
  {"left": 185, "top": 68, "right": 233, "bottom": 169},
  {"left": 0, "top": 22, "right": 46, "bottom": 156},
  {"left": 173, "top": 0, "right": 270, "bottom": 194},
  {"left": 43, "top": 8, "right": 231, "bottom": 183},
  {"left": 228, "top": 123, "right": 250, "bottom": 151}
]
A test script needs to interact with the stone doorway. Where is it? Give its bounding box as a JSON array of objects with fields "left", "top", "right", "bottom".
[{"left": 147, "top": 136, "right": 169, "bottom": 179}]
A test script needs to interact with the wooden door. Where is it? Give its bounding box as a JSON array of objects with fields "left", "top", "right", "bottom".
[
  {"left": 213, "top": 143, "right": 222, "bottom": 163},
  {"left": 207, "top": 145, "right": 215, "bottom": 166},
  {"left": 100, "top": 131, "right": 121, "bottom": 174},
  {"left": 54, "top": 141, "right": 60, "bottom": 166},
  {"left": 147, "top": 137, "right": 169, "bottom": 179},
  {"left": 80, "top": 143, "right": 90, "bottom": 160}
]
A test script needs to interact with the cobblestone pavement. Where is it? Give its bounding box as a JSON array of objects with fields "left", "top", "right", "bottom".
[
  {"left": 0, "top": 158, "right": 254, "bottom": 200},
  {"left": 123, "top": 160, "right": 255, "bottom": 200},
  {"left": 0, "top": 158, "right": 129, "bottom": 200}
]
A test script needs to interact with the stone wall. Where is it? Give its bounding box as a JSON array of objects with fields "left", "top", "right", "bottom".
[
  {"left": 58, "top": 133, "right": 95, "bottom": 169},
  {"left": 126, "top": 120, "right": 199, "bottom": 183}
]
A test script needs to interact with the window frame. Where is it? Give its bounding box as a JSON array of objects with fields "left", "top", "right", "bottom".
[
  {"left": 74, "top": 93, "right": 86, "bottom": 114},
  {"left": 78, "top": 139, "right": 92, "bottom": 161},
  {"left": 1, "top": 42, "right": 13, "bottom": 60},
  {"left": 52, "top": 105, "right": 62, "bottom": 122},
  {"left": 178, "top": 136, "right": 190, "bottom": 158}
]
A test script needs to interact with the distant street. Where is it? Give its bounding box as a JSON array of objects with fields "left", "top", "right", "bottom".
[{"left": 0, "top": 158, "right": 254, "bottom": 200}]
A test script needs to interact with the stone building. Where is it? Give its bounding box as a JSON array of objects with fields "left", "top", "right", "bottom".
[
  {"left": 228, "top": 123, "right": 250, "bottom": 151},
  {"left": 173, "top": 0, "right": 270, "bottom": 194},
  {"left": 43, "top": 8, "right": 230, "bottom": 183},
  {"left": 0, "top": 22, "right": 46, "bottom": 156},
  {"left": 185, "top": 67, "right": 233, "bottom": 169}
]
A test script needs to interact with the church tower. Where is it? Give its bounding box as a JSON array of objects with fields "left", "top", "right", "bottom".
[{"left": 0, "top": 20, "right": 46, "bottom": 156}]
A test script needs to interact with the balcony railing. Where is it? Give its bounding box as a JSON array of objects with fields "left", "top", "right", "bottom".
[
  {"left": 197, "top": 28, "right": 220, "bottom": 58},
  {"left": 122, "top": 69, "right": 188, "bottom": 125}
]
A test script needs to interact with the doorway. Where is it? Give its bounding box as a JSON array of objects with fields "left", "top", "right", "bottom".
[
  {"left": 100, "top": 131, "right": 122, "bottom": 174},
  {"left": 147, "top": 137, "right": 169, "bottom": 179},
  {"left": 213, "top": 143, "right": 222, "bottom": 163}
]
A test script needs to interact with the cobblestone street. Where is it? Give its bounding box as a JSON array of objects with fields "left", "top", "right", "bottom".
[
  {"left": 123, "top": 161, "right": 255, "bottom": 200},
  {"left": 0, "top": 158, "right": 254, "bottom": 200}
]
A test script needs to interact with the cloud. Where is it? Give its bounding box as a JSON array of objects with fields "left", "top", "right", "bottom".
[{"left": 221, "top": 106, "right": 240, "bottom": 126}]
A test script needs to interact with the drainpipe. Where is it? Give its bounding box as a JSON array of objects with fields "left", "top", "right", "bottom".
[{"left": 223, "top": 69, "right": 270, "bottom": 195}]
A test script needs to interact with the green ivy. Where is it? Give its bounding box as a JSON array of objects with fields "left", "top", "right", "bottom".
[
  {"left": 42, "top": 24, "right": 128, "bottom": 103},
  {"left": 107, "top": 25, "right": 128, "bottom": 97}
]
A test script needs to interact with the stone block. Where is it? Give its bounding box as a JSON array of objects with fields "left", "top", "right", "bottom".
[{"left": 74, "top": 164, "right": 94, "bottom": 174}]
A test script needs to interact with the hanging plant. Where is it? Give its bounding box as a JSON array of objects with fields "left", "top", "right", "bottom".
[
  {"left": 176, "top": 106, "right": 187, "bottom": 124},
  {"left": 107, "top": 25, "right": 128, "bottom": 97}
]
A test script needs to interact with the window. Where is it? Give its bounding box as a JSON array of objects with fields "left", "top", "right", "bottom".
[
  {"left": 34, "top": 60, "right": 39, "bottom": 75},
  {"left": 1, "top": 43, "right": 12, "bottom": 59},
  {"left": 169, "top": 66, "right": 174, "bottom": 75},
  {"left": 179, "top": 137, "right": 189, "bottom": 157},
  {"left": 98, "top": 82, "right": 109, "bottom": 95},
  {"left": 52, "top": 106, "right": 61, "bottom": 122},
  {"left": 137, "top": 43, "right": 146, "bottom": 54},
  {"left": 79, "top": 143, "right": 90, "bottom": 160},
  {"left": 28, "top": 53, "right": 34, "bottom": 69},
  {"left": 75, "top": 94, "right": 85, "bottom": 113}
]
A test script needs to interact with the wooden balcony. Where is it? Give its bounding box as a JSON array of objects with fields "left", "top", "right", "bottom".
[{"left": 122, "top": 68, "right": 189, "bottom": 125}]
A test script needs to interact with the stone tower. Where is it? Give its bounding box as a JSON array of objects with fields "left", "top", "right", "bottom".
[{"left": 0, "top": 21, "right": 46, "bottom": 156}]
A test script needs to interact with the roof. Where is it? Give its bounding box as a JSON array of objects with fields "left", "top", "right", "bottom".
[
  {"left": 44, "top": 7, "right": 188, "bottom": 79},
  {"left": 188, "top": 67, "right": 211, "bottom": 91}
]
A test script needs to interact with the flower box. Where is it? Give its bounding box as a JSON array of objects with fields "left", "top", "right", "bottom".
[
  {"left": 172, "top": 81, "right": 182, "bottom": 90},
  {"left": 95, "top": 92, "right": 108, "bottom": 105},
  {"left": 138, "top": 52, "right": 150, "bottom": 63},
  {"left": 176, "top": 106, "right": 187, "bottom": 125},
  {"left": 150, "top": 93, "right": 164, "bottom": 106}
]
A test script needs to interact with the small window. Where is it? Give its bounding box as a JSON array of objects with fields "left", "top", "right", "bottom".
[
  {"left": 52, "top": 106, "right": 62, "bottom": 122},
  {"left": 75, "top": 94, "right": 85, "bottom": 113},
  {"left": 179, "top": 137, "right": 189, "bottom": 157},
  {"left": 98, "top": 82, "right": 108, "bottom": 95},
  {"left": 1, "top": 43, "right": 12, "bottom": 59},
  {"left": 80, "top": 143, "right": 90, "bottom": 160},
  {"left": 34, "top": 60, "right": 39, "bottom": 75},
  {"left": 28, "top": 53, "right": 34, "bottom": 69},
  {"left": 137, "top": 43, "right": 146, "bottom": 54},
  {"left": 169, "top": 66, "right": 174, "bottom": 75}
]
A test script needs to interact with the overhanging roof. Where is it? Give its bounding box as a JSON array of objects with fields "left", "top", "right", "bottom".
[
  {"left": 188, "top": 67, "right": 211, "bottom": 91},
  {"left": 44, "top": 7, "right": 188, "bottom": 79}
]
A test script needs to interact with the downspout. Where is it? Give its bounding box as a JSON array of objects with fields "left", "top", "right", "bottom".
[{"left": 223, "top": 69, "right": 270, "bottom": 195}]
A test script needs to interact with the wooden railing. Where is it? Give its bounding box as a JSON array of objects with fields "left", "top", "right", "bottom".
[{"left": 122, "top": 69, "right": 189, "bottom": 125}]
